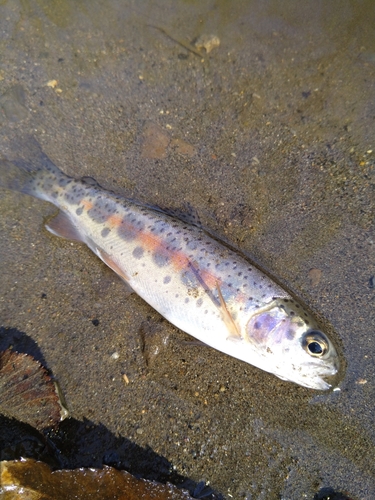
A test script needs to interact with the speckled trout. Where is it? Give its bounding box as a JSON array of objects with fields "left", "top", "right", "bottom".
[{"left": 0, "top": 150, "right": 339, "bottom": 389}]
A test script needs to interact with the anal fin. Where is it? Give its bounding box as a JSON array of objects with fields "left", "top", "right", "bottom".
[
  {"left": 45, "top": 212, "right": 85, "bottom": 242},
  {"left": 95, "top": 248, "right": 132, "bottom": 285}
]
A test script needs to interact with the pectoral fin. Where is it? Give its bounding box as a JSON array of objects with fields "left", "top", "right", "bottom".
[{"left": 216, "top": 282, "right": 242, "bottom": 341}]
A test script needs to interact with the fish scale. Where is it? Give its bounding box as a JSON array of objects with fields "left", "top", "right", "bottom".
[{"left": 0, "top": 148, "right": 340, "bottom": 389}]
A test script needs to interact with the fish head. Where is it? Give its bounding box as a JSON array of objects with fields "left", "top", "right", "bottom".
[{"left": 246, "top": 299, "right": 339, "bottom": 390}]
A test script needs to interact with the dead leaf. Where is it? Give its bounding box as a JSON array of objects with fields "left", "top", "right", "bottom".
[
  {"left": 0, "top": 459, "right": 194, "bottom": 500},
  {"left": 141, "top": 122, "right": 170, "bottom": 159},
  {"left": 0, "top": 350, "right": 67, "bottom": 430}
]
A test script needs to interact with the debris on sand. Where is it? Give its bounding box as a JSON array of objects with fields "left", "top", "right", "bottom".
[
  {"left": 0, "top": 458, "right": 194, "bottom": 500},
  {"left": 0, "top": 350, "right": 68, "bottom": 431}
]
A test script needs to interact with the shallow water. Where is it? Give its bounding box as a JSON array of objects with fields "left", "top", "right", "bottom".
[{"left": 0, "top": 0, "right": 374, "bottom": 498}]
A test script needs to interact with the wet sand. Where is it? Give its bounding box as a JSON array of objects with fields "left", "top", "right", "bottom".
[{"left": 1, "top": 1, "right": 375, "bottom": 498}]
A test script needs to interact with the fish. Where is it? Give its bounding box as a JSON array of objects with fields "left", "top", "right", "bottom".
[{"left": 0, "top": 145, "right": 339, "bottom": 390}]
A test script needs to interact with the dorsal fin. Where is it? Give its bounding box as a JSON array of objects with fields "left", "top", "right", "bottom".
[
  {"left": 80, "top": 176, "right": 101, "bottom": 188},
  {"left": 145, "top": 201, "right": 202, "bottom": 228}
]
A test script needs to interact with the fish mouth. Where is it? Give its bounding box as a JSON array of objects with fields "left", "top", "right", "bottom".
[
  {"left": 299, "top": 362, "right": 340, "bottom": 390},
  {"left": 302, "top": 376, "right": 332, "bottom": 391}
]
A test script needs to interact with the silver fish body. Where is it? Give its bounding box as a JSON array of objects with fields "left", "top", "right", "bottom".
[{"left": 0, "top": 151, "right": 340, "bottom": 389}]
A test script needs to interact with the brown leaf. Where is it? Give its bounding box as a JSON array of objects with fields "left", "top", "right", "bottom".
[
  {"left": 0, "top": 458, "right": 194, "bottom": 500},
  {"left": 0, "top": 350, "right": 67, "bottom": 430},
  {"left": 308, "top": 268, "right": 322, "bottom": 287},
  {"left": 169, "top": 138, "right": 196, "bottom": 157},
  {"left": 141, "top": 122, "right": 170, "bottom": 159}
]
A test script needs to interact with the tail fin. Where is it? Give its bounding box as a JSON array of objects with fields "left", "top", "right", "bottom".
[
  {"left": 0, "top": 138, "right": 66, "bottom": 200},
  {"left": 0, "top": 159, "right": 39, "bottom": 196}
]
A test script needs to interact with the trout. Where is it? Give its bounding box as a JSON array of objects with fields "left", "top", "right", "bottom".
[{"left": 0, "top": 147, "right": 339, "bottom": 389}]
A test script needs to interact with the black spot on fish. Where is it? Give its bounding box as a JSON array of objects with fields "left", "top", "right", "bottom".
[
  {"left": 132, "top": 246, "right": 144, "bottom": 259},
  {"left": 153, "top": 252, "right": 170, "bottom": 267},
  {"left": 88, "top": 209, "right": 106, "bottom": 223},
  {"left": 163, "top": 276, "right": 171, "bottom": 284},
  {"left": 101, "top": 227, "right": 111, "bottom": 238},
  {"left": 118, "top": 222, "right": 137, "bottom": 241},
  {"left": 76, "top": 207, "right": 83, "bottom": 216},
  {"left": 286, "top": 329, "right": 295, "bottom": 340},
  {"left": 196, "top": 298, "right": 203, "bottom": 307},
  {"left": 88, "top": 198, "right": 118, "bottom": 223}
]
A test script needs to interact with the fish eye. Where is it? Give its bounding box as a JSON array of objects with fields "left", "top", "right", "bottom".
[{"left": 302, "top": 330, "right": 329, "bottom": 357}]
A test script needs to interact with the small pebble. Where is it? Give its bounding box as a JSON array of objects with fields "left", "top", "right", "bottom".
[
  {"left": 194, "top": 34, "right": 220, "bottom": 53},
  {"left": 46, "top": 79, "right": 58, "bottom": 88}
]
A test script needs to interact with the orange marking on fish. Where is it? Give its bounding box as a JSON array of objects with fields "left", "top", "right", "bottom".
[
  {"left": 107, "top": 214, "right": 124, "bottom": 228},
  {"left": 81, "top": 199, "right": 94, "bottom": 211},
  {"left": 234, "top": 289, "right": 248, "bottom": 304},
  {"left": 138, "top": 231, "right": 163, "bottom": 252},
  {"left": 186, "top": 259, "right": 222, "bottom": 290},
  {"left": 199, "top": 268, "right": 220, "bottom": 290},
  {"left": 170, "top": 251, "right": 190, "bottom": 271},
  {"left": 137, "top": 229, "right": 191, "bottom": 272}
]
